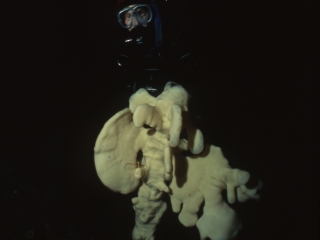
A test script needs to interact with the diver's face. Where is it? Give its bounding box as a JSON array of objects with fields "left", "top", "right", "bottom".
[{"left": 124, "top": 7, "right": 149, "bottom": 31}]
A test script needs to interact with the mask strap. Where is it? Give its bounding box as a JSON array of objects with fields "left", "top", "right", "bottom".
[{"left": 150, "top": 0, "right": 162, "bottom": 47}]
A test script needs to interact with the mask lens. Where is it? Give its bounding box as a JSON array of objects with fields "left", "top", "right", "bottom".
[
  {"left": 135, "top": 6, "right": 150, "bottom": 22},
  {"left": 120, "top": 10, "right": 133, "bottom": 28}
]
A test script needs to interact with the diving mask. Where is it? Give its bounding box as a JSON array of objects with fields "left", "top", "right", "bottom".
[{"left": 117, "top": 4, "right": 153, "bottom": 30}]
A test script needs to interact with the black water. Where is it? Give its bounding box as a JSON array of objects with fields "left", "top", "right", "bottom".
[{"left": 2, "top": 1, "right": 317, "bottom": 239}]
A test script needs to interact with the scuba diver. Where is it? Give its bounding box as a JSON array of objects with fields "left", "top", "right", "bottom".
[{"left": 115, "top": 0, "right": 202, "bottom": 97}]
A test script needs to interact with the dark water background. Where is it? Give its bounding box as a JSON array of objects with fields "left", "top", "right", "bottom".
[{"left": 2, "top": 0, "right": 317, "bottom": 239}]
